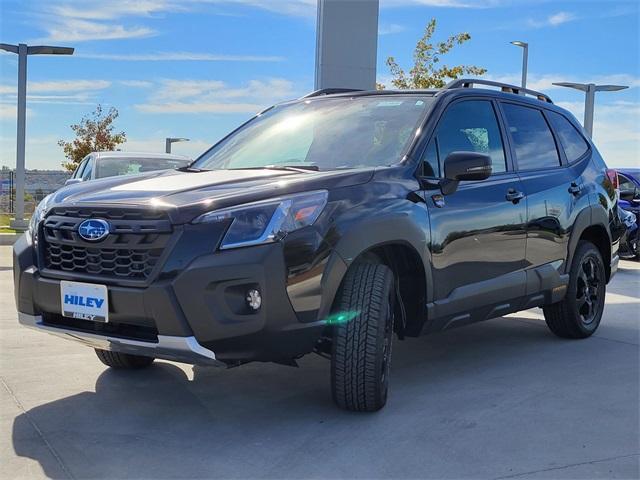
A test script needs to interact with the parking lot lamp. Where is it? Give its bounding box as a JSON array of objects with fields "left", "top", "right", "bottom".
[
  {"left": 165, "top": 137, "right": 190, "bottom": 154},
  {"left": 510, "top": 41, "right": 528, "bottom": 90},
  {"left": 552, "top": 82, "right": 628, "bottom": 138},
  {"left": 0, "top": 43, "right": 74, "bottom": 230}
]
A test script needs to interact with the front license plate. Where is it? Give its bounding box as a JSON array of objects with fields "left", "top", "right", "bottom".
[{"left": 60, "top": 281, "right": 109, "bottom": 323}]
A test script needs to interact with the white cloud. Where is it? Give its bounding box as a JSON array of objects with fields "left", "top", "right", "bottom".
[
  {"left": 527, "top": 11, "right": 577, "bottom": 28},
  {"left": 0, "top": 104, "right": 34, "bottom": 121},
  {"left": 381, "top": 0, "right": 503, "bottom": 7},
  {"left": 0, "top": 80, "right": 111, "bottom": 106},
  {"left": 119, "top": 80, "right": 154, "bottom": 88},
  {"left": 50, "top": 0, "right": 182, "bottom": 20},
  {"left": 379, "top": 23, "right": 407, "bottom": 35},
  {"left": 203, "top": 0, "right": 317, "bottom": 17},
  {"left": 136, "top": 102, "right": 265, "bottom": 114},
  {"left": 484, "top": 73, "right": 640, "bottom": 93},
  {"left": 78, "top": 52, "right": 285, "bottom": 62},
  {"left": 547, "top": 11, "right": 575, "bottom": 26},
  {"left": 1, "top": 80, "right": 111, "bottom": 95},
  {"left": 30, "top": 80, "right": 112, "bottom": 93},
  {"left": 136, "top": 78, "right": 297, "bottom": 114},
  {"left": 41, "top": 19, "right": 155, "bottom": 42}
]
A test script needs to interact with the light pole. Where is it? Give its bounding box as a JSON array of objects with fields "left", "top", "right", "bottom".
[
  {"left": 552, "top": 82, "right": 628, "bottom": 138},
  {"left": 510, "top": 41, "right": 528, "bottom": 90},
  {"left": 0, "top": 43, "right": 74, "bottom": 230},
  {"left": 165, "top": 137, "right": 190, "bottom": 153}
]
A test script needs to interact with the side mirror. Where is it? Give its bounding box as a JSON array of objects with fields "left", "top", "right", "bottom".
[
  {"left": 64, "top": 178, "right": 82, "bottom": 186},
  {"left": 440, "top": 151, "right": 492, "bottom": 195}
]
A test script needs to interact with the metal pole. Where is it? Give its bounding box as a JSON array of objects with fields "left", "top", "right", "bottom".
[
  {"left": 12, "top": 44, "right": 28, "bottom": 229},
  {"left": 583, "top": 84, "right": 595, "bottom": 138},
  {"left": 165, "top": 138, "right": 171, "bottom": 154},
  {"left": 521, "top": 44, "right": 528, "bottom": 90}
]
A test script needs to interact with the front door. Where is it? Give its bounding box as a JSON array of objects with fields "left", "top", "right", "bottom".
[{"left": 419, "top": 98, "right": 527, "bottom": 328}]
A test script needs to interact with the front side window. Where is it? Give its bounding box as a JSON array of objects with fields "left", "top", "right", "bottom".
[
  {"left": 73, "top": 157, "right": 89, "bottom": 179},
  {"left": 502, "top": 103, "right": 560, "bottom": 170},
  {"left": 193, "top": 96, "right": 432, "bottom": 171},
  {"left": 422, "top": 138, "right": 439, "bottom": 177},
  {"left": 547, "top": 111, "right": 589, "bottom": 163},
  {"left": 81, "top": 159, "right": 93, "bottom": 181},
  {"left": 428, "top": 100, "right": 507, "bottom": 176},
  {"left": 618, "top": 174, "right": 635, "bottom": 191}
]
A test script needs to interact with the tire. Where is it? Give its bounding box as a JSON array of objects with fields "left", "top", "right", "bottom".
[
  {"left": 94, "top": 349, "right": 155, "bottom": 369},
  {"left": 543, "top": 241, "right": 606, "bottom": 339},
  {"left": 331, "top": 263, "right": 395, "bottom": 412}
]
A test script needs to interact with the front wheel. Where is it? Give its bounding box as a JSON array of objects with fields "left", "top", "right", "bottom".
[
  {"left": 543, "top": 241, "right": 606, "bottom": 338},
  {"left": 95, "top": 349, "right": 155, "bottom": 369},
  {"left": 331, "top": 263, "right": 395, "bottom": 412}
]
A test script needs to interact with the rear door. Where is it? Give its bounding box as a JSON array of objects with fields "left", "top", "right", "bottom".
[
  {"left": 500, "top": 102, "right": 591, "bottom": 277},
  {"left": 419, "top": 98, "right": 527, "bottom": 327}
]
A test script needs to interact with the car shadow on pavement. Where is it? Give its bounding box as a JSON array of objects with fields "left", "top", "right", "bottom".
[{"left": 11, "top": 316, "right": 639, "bottom": 479}]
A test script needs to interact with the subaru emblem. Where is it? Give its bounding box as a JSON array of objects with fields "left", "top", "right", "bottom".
[{"left": 78, "top": 219, "right": 110, "bottom": 242}]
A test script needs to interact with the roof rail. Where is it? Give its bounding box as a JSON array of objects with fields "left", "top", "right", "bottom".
[
  {"left": 444, "top": 78, "right": 553, "bottom": 104},
  {"left": 300, "top": 88, "right": 363, "bottom": 99}
]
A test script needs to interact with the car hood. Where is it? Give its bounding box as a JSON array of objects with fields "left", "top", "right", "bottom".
[{"left": 47, "top": 168, "right": 374, "bottom": 224}]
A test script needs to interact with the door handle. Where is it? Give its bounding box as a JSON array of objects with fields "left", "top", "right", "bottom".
[
  {"left": 506, "top": 188, "right": 525, "bottom": 203},
  {"left": 568, "top": 182, "right": 581, "bottom": 196}
]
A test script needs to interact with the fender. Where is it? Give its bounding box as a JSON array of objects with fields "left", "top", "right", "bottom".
[
  {"left": 565, "top": 204, "right": 611, "bottom": 276},
  {"left": 316, "top": 200, "right": 433, "bottom": 321}
]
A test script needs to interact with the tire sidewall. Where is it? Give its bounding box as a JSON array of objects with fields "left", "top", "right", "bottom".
[{"left": 567, "top": 243, "right": 606, "bottom": 335}]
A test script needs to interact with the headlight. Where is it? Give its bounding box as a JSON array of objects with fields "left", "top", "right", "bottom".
[
  {"left": 193, "top": 190, "right": 328, "bottom": 250},
  {"left": 28, "top": 194, "right": 53, "bottom": 242}
]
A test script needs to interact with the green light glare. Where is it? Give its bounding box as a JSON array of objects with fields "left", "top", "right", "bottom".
[{"left": 325, "top": 310, "right": 360, "bottom": 325}]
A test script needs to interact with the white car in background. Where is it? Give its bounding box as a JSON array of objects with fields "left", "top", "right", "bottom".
[{"left": 66, "top": 151, "right": 191, "bottom": 184}]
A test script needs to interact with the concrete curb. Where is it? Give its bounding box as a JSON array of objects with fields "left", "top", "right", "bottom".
[{"left": 0, "top": 233, "right": 21, "bottom": 246}]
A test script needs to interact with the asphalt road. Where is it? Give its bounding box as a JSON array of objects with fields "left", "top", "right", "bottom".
[{"left": 1, "top": 245, "right": 638, "bottom": 479}]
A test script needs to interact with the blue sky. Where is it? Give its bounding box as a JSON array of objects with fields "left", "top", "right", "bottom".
[{"left": 0, "top": 0, "right": 638, "bottom": 170}]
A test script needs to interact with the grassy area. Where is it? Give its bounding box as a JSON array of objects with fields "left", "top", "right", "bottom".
[{"left": 0, "top": 213, "right": 28, "bottom": 233}]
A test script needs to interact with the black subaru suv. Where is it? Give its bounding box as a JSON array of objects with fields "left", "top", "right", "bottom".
[{"left": 14, "top": 79, "right": 620, "bottom": 411}]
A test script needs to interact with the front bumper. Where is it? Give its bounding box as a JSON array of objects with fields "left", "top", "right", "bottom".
[
  {"left": 13, "top": 231, "right": 329, "bottom": 365},
  {"left": 18, "top": 312, "right": 224, "bottom": 367}
]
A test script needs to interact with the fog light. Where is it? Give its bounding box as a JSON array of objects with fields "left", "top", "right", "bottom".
[{"left": 246, "top": 289, "right": 262, "bottom": 311}]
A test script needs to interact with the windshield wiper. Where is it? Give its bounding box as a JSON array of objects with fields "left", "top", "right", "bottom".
[
  {"left": 177, "top": 166, "right": 210, "bottom": 172},
  {"left": 229, "top": 165, "right": 320, "bottom": 173}
]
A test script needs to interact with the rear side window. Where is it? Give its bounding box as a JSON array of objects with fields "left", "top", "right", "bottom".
[
  {"left": 502, "top": 103, "right": 560, "bottom": 170},
  {"left": 429, "top": 100, "right": 507, "bottom": 175},
  {"left": 547, "top": 111, "right": 589, "bottom": 162}
]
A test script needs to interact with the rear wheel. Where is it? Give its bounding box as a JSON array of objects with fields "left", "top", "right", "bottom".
[
  {"left": 543, "top": 241, "right": 606, "bottom": 338},
  {"left": 331, "top": 263, "right": 395, "bottom": 412},
  {"left": 95, "top": 349, "right": 155, "bottom": 369}
]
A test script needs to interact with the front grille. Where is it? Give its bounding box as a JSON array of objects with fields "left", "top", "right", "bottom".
[
  {"left": 45, "top": 243, "right": 164, "bottom": 279},
  {"left": 40, "top": 207, "right": 174, "bottom": 283}
]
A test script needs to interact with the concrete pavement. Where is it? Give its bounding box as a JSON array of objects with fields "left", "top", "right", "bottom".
[{"left": 1, "top": 245, "right": 638, "bottom": 479}]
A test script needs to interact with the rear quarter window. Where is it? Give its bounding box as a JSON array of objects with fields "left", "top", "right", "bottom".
[
  {"left": 502, "top": 103, "right": 560, "bottom": 171},
  {"left": 547, "top": 111, "right": 589, "bottom": 163}
]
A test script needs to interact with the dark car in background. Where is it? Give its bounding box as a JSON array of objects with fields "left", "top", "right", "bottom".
[
  {"left": 14, "top": 79, "right": 621, "bottom": 411},
  {"left": 66, "top": 151, "right": 191, "bottom": 184},
  {"left": 617, "top": 168, "right": 640, "bottom": 259}
]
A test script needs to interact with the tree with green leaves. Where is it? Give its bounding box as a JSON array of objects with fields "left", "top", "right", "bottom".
[
  {"left": 380, "top": 18, "right": 486, "bottom": 90},
  {"left": 58, "top": 105, "right": 126, "bottom": 172}
]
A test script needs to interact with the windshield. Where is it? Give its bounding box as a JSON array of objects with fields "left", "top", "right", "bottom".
[
  {"left": 193, "top": 96, "right": 432, "bottom": 171},
  {"left": 95, "top": 157, "right": 191, "bottom": 179}
]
